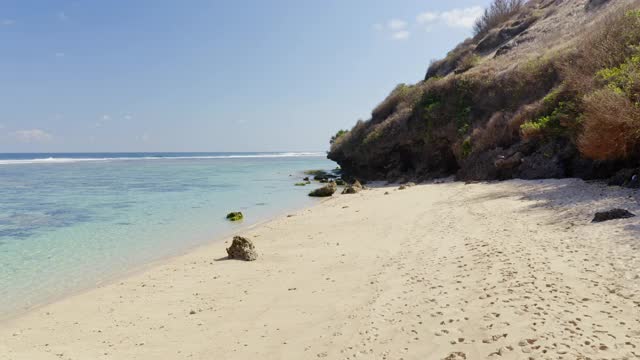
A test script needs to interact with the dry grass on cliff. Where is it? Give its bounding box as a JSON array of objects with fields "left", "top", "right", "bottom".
[
  {"left": 567, "top": 7, "right": 640, "bottom": 160},
  {"left": 579, "top": 89, "right": 640, "bottom": 160},
  {"left": 473, "top": 0, "right": 526, "bottom": 37}
]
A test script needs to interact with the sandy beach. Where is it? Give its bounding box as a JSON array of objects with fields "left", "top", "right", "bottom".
[{"left": 1, "top": 179, "right": 639, "bottom": 360}]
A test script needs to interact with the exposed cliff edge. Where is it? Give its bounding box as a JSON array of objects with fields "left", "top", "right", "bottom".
[{"left": 328, "top": 0, "right": 640, "bottom": 184}]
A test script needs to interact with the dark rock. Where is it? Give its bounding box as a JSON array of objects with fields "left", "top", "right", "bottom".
[
  {"left": 592, "top": 209, "right": 636, "bottom": 223},
  {"left": 309, "top": 182, "right": 337, "bottom": 197},
  {"left": 586, "top": 0, "right": 611, "bottom": 11},
  {"left": 608, "top": 168, "right": 640, "bottom": 188},
  {"left": 457, "top": 149, "right": 503, "bottom": 181},
  {"left": 303, "top": 177, "right": 310, "bottom": 181},
  {"left": 226, "top": 212, "right": 244, "bottom": 221},
  {"left": 516, "top": 152, "right": 565, "bottom": 179},
  {"left": 304, "top": 169, "right": 326, "bottom": 176},
  {"left": 319, "top": 178, "right": 329, "bottom": 183},
  {"left": 495, "top": 152, "right": 523, "bottom": 170},
  {"left": 476, "top": 17, "right": 537, "bottom": 54},
  {"left": 335, "top": 179, "right": 346, "bottom": 186},
  {"left": 226, "top": 236, "right": 258, "bottom": 261}
]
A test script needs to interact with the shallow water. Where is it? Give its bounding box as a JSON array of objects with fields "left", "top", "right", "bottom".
[{"left": 0, "top": 152, "right": 334, "bottom": 319}]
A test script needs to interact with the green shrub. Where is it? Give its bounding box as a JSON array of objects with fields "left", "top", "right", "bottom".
[
  {"left": 520, "top": 101, "right": 578, "bottom": 140},
  {"left": 596, "top": 54, "right": 640, "bottom": 103},
  {"left": 461, "top": 137, "right": 473, "bottom": 158},
  {"left": 454, "top": 79, "right": 473, "bottom": 136},
  {"left": 330, "top": 129, "right": 349, "bottom": 145}
]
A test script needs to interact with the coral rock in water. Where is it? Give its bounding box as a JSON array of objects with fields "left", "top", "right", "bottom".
[{"left": 226, "top": 212, "right": 244, "bottom": 221}]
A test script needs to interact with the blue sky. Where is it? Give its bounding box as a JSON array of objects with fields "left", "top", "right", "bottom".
[{"left": 0, "top": 0, "right": 491, "bottom": 152}]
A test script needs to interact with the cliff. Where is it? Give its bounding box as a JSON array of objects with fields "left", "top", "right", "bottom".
[{"left": 328, "top": 0, "right": 640, "bottom": 184}]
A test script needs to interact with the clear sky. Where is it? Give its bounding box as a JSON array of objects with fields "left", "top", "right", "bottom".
[{"left": 0, "top": 0, "right": 491, "bottom": 153}]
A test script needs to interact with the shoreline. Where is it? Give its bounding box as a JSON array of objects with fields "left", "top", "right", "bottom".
[
  {"left": 2, "top": 178, "right": 639, "bottom": 359},
  {"left": 0, "top": 195, "right": 329, "bottom": 324}
]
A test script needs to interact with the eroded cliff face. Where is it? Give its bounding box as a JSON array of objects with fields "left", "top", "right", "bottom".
[{"left": 329, "top": 0, "right": 640, "bottom": 183}]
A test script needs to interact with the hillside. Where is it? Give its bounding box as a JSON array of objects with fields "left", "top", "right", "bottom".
[{"left": 328, "top": 0, "right": 640, "bottom": 184}]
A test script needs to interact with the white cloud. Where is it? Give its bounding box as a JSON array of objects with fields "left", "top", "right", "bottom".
[
  {"left": 102, "top": 114, "right": 111, "bottom": 121},
  {"left": 0, "top": 123, "right": 4, "bottom": 129},
  {"left": 441, "top": 7, "right": 484, "bottom": 28},
  {"left": 139, "top": 133, "right": 150, "bottom": 143},
  {"left": 416, "top": 6, "right": 484, "bottom": 29},
  {"left": 392, "top": 31, "right": 410, "bottom": 40},
  {"left": 416, "top": 12, "right": 439, "bottom": 24},
  {"left": 123, "top": 114, "right": 133, "bottom": 121},
  {"left": 55, "top": 52, "right": 65, "bottom": 57},
  {"left": 57, "top": 11, "right": 68, "bottom": 21},
  {"left": 11, "top": 129, "right": 53, "bottom": 143},
  {"left": 1, "top": 19, "right": 15, "bottom": 26},
  {"left": 388, "top": 19, "right": 407, "bottom": 30},
  {"left": 376, "top": 18, "right": 411, "bottom": 41},
  {"left": 378, "top": 5, "right": 482, "bottom": 42}
]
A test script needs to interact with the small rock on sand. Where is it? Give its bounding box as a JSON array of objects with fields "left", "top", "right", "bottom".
[
  {"left": 342, "top": 180, "right": 363, "bottom": 194},
  {"left": 443, "top": 352, "right": 466, "bottom": 360},
  {"left": 592, "top": 209, "right": 636, "bottom": 223},
  {"left": 399, "top": 182, "right": 416, "bottom": 190},
  {"left": 226, "top": 236, "right": 258, "bottom": 261}
]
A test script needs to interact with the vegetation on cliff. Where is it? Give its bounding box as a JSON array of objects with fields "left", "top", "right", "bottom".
[{"left": 328, "top": 0, "right": 640, "bottom": 182}]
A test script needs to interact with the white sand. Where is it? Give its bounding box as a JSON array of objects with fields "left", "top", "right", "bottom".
[{"left": 1, "top": 179, "right": 639, "bottom": 359}]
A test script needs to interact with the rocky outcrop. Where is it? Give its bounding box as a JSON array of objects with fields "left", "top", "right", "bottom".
[
  {"left": 592, "top": 209, "right": 636, "bottom": 223},
  {"left": 309, "top": 182, "right": 337, "bottom": 197},
  {"left": 328, "top": 0, "right": 638, "bottom": 184},
  {"left": 516, "top": 152, "right": 566, "bottom": 179},
  {"left": 226, "top": 236, "right": 258, "bottom": 261},
  {"left": 476, "top": 16, "right": 538, "bottom": 54}
]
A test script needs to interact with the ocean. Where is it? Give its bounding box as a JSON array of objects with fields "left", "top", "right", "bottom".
[{"left": 0, "top": 152, "right": 334, "bottom": 319}]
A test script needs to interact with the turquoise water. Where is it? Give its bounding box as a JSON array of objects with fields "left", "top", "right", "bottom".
[{"left": 0, "top": 153, "right": 334, "bottom": 319}]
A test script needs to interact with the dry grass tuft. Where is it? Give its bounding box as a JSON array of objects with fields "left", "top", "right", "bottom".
[
  {"left": 474, "top": 0, "right": 526, "bottom": 38},
  {"left": 472, "top": 111, "right": 518, "bottom": 151},
  {"left": 578, "top": 89, "right": 640, "bottom": 160}
]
